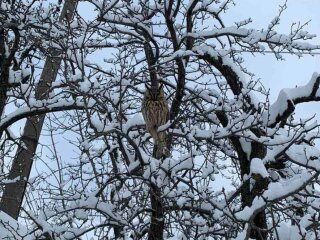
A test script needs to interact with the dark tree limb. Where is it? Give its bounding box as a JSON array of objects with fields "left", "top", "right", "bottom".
[
  {"left": 198, "top": 53, "right": 270, "bottom": 239},
  {"left": 268, "top": 75, "right": 320, "bottom": 127},
  {"left": 0, "top": 0, "right": 78, "bottom": 220},
  {"left": 0, "top": 23, "right": 20, "bottom": 139}
]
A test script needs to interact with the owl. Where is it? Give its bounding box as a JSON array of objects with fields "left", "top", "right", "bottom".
[{"left": 142, "top": 83, "right": 169, "bottom": 159}]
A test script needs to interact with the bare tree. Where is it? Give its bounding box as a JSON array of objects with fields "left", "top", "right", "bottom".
[
  {"left": 0, "top": 0, "right": 78, "bottom": 221},
  {"left": 0, "top": 0, "right": 320, "bottom": 239}
]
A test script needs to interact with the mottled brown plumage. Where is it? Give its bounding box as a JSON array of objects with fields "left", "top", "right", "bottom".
[{"left": 142, "top": 83, "right": 169, "bottom": 158}]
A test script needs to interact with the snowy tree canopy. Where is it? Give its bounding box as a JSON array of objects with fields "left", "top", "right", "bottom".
[{"left": 0, "top": 0, "right": 320, "bottom": 239}]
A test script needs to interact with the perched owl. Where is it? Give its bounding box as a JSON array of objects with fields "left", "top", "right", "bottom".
[{"left": 142, "top": 83, "right": 169, "bottom": 159}]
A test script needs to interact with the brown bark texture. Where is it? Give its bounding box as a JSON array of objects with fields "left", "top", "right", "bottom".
[{"left": 0, "top": 0, "right": 78, "bottom": 219}]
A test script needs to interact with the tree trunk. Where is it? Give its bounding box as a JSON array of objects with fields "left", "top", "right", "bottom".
[
  {"left": 0, "top": 29, "right": 10, "bottom": 139},
  {"left": 148, "top": 183, "right": 164, "bottom": 240},
  {"left": 148, "top": 146, "right": 165, "bottom": 240},
  {"left": 0, "top": 0, "right": 78, "bottom": 219},
  {"left": 248, "top": 139, "right": 268, "bottom": 239}
]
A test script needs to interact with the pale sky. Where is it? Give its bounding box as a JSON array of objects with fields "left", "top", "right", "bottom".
[
  {"left": 228, "top": 1, "right": 320, "bottom": 118},
  {"left": 27, "top": 0, "right": 320, "bottom": 190},
  {"left": 50, "top": 0, "right": 320, "bottom": 164}
]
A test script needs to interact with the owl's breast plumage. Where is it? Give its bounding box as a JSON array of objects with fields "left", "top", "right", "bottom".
[{"left": 142, "top": 99, "right": 168, "bottom": 130}]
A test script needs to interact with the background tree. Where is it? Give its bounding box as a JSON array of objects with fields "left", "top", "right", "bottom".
[
  {"left": 0, "top": 0, "right": 78, "bottom": 222},
  {"left": 0, "top": 0, "right": 320, "bottom": 239}
]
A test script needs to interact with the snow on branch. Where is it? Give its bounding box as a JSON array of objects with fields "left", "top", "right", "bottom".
[
  {"left": 185, "top": 26, "right": 320, "bottom": 52},
  {"left": 265, "top": 73, "right": 320, "bottom": 127}
]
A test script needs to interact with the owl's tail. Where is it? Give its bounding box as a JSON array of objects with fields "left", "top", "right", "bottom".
[{"left": 156, "top": 132, "right": 170, "bottom": 159}]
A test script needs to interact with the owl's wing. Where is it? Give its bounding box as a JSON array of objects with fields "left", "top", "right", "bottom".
[{"left": 166, "top": 108, "right": 170, "bottom": 122}]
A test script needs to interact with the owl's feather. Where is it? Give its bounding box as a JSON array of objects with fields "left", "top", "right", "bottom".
[{"left": 142, "top": 83, "right": 169, "bottom": 158}]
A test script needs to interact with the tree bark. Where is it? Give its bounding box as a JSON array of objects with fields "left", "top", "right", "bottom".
[
  {"left": 0, "top": 0, "right": 78, "bottom": 219},
  {"left": 148, "top": 182, "right": 165, "bottom": 240},
  {"left": 202, "top": 54, "right": 269, "bottom": 239},
  {"left": 148, "top": 147, "right": 165, "bottom": 240},
  {"left": 249, "top": 140, "right": 268, "bottom": 239},
  {"left": 0, "top": 30, "right": 8, "bottom": 140}
]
